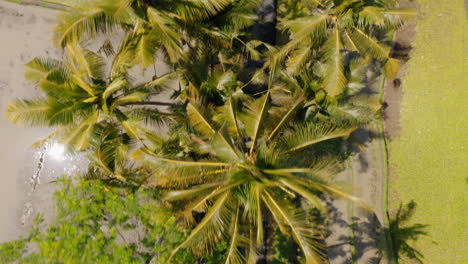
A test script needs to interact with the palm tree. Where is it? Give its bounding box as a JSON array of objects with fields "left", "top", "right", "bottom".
[
  {"left": 274, "top": 0, "right": 415, "bottom": 97},
  {"left": 5, "top": 41, "right": 175, "bottom": 151},
  {"left": 54, "top": 0, "right": 268, "bottom": 108},
  {"left": 83, "top": 123, "right": 152, "bottom": 189},
  {"left": 132, "top": 88, "right": 370, "bottom": 263},
  {"left": 53, "top": 0, "right": 253, "bottom": 67}
]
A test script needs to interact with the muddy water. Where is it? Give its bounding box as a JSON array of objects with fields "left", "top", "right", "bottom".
[{"left": 0, "top": 2, "right": 87, "bottom": 242}]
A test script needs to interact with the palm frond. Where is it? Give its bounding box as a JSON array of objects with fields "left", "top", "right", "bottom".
[
  {"left": 163, "top": 182, "right": 220, "bottom": 201},
  {"left": 224, "top": 208, "right": 245, "bottom": 264},
  {"left": 121, "top": 120, "right": 142, "bottom": 141},
  {"left": 110, "top": 34, "right": 136, "bottom": 80},
  {"left": 262, "top": 161, "right": 338, "bottom": 180},
  {"left": 55, "top": 7, "right": 114, "bottom": 47},
  {"left": 215, "top": 70, "right": 237, "bottom": 91},
  {"left": 248, "top": 182, "right": 264, "bottom": 244},
  {"left": 89, "top": 143, "right": 115, "bottom": 174},
  {"left": 213, "top": 0, "right": 257, "bottom": 33},
  {"left": 187, "top": 102, "right": 216, "bottom": 135},
  {"left": 342, "top": 30, "right": 359, "bottom": 52},
  {"left": 262, "top": 190, "right": 323, "bottom": 264},
  {"left": 267, "top": 94, "right": 305, "bottom": 141},
  {"left": 357, "top": 6, "right": 386, "bottom": 27},
  {"left": 54, "top": 0, "right": 133, "bottom": 47},
  {"left": 171, "top": 192, "right": 231, "bottom": 257},
  {"left": 155, "top": 166, "right": 232, "bottom": 188},
  {"left": 244, "top": 92, "right": 270, "bottom": 155},
  {"left": 174, "top": 0, "right": 234, "bottom": 22},
  {"left": 182, "top": 181, "right": 243, "bottom": 213},
  {"left": 246, "top": 226, "right": 259, "bottom": 264},
  {"left": 66, "top": 43, "right": 105, "bottom": 80},
  {"left": 126, "top": 107, "right": 173, "bottom": 127},
  {"left": 324, "top": 104, "right": 375, "bottom": 127},
  {"left": 24, "top": 57, "right": 66, "bottom": 85},
  {"left": 349, "top": 27, "right": 390, "bottom": 61},
  {"left": 277, "top": 178, "right": 324, "bottom": 211},
  {"left": 62, "top": 110, "right": 99, "bottom": 150},
  {"left": 215, "top": 97, "right": 243, "bottom": 140},
  {"left": 69, "top": 74, "right": 95, "bottom": 96},
  {"left": 134, "top": 31, "right": 158, "bottom": 67},
  {"left": 286, "top": 44, "right": 313, "bottom": 75},
  {"left": 39, "top": 72, "right": 75, "bottom": 99},
  {"left": 382, "top": 8, "right": 417, "bottom": 28},
  {"left": 290, "top": 175, "right": 370, "bottom": 210},
  {"left": 102, "top": 78, "right": 128, "bottom": 113},
  {"left": 280, "top": 122, "right": 355, "bottom": 154},
  {"left": 275, "top": 15, "right": 328, "bottom": 70},
  {"left": 279, "top": 15, "right": 327, "bottom": 42},
  {"left": 142, "top": 71, "right": 178, "bottom": 93},
  {"left": 202, "top": 131, "right": 242, "bottom": 162},
  {"left": 97, "top": 39, "right": 115, "bottom": 57},
  {"left": 345, "top": 56, "right": 368, "bottom": 96},
  {"left": 147, "top": 7, "right": 183, "bottom": 63},
  {"left": 5, "top": 97, "right": 50, "bottom": 126},
  {"left": 47, "top": 99, "right": 82, "bottom": 125},
  {"left": 114, "top": 143, "right": 130, "bottom": 175},
  {"left": 111, "top": 92, "right": 148, "bottom": 109},
  {"left": 137, "top": 148, "right": 230, "bottom": 167},
  {"left": 335, "top": 0, "right": 362, "bottom": 15},
  {"left": 322, "top": 27, "right": 346, "bottom": 97}
]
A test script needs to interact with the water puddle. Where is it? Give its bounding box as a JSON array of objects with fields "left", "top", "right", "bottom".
[
  {"left": 20, "top": 141, "right": 87, "bottom": 226},
  {"left": 20, "top": 144, "right": 46, "bottom": 226}
]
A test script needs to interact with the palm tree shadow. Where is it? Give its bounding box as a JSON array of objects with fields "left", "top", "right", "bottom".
[
  {"left": 378, "top": 200, "right": 429, "bottom": 264},
  {"left": 326, "top": 200, "right": 428, "bottom": 264},
  {"left": 351, "top": 210, "right": 382, "bottom": 264},
  {"left": 325, "top": 198, "right": 353, "bottom": 264},
  {"left": 326, "top": 200, "right": 382, "bottom": 264}
]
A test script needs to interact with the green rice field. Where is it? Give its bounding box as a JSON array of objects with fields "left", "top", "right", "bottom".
[{"left": 389, "top": 0, "right": 468, "bottom": 263}]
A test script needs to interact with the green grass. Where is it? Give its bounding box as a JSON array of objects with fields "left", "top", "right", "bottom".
[{"left": 389, "top": 1, "right": 468, "bottom": 263}]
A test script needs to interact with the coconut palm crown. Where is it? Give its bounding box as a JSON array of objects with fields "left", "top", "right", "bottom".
[
  {"left": 5, "top": 41, "right": 175, "bottom": 151},
  {"left": 54, "top": 0, "right": 259, "bottom": 68},
  {"left": 133, "top": 88, "right": 368, "bottom": 264},
  {"left": 275, "top": 0, "right": 416, "bottom": 97}
]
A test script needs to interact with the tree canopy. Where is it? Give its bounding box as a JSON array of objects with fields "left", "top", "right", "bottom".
[{"left": 2, "top": 0, "right": 419, "bottom": 263}]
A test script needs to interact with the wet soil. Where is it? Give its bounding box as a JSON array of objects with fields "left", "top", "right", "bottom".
[{"left": 0, "top": 1, "right": 86, "bottom": 242}]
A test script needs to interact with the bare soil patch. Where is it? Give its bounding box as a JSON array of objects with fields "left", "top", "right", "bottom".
[{"left": 383, "top": 0, "right": 419, "bottom": 140}]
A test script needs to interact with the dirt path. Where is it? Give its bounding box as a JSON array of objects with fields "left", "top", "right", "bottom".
[
  {"left": 465, "top": 0, "right": 468, "bottom": 16},
  {"left": 327, "top": 73, "right": 389, "bottom": 264},
  {"left": 384, "top": 1, "right": 418, "bottom": 140},
  {"left": 326, "top": 1, "right": 419, "bottom": 261}
]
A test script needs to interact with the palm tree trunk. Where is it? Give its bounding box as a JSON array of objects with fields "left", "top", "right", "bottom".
[
  {"left": 253, "top": 0, "right": 278, "bottom": 46},
  {"left": 243, "top": 0, "right": 277, "bottom": 96},
  {"left": 257, "top": 215, "right": 272, "bottom": 264},
  {"left": 249, "top": 3, "right": 278, "bottom": 257}
]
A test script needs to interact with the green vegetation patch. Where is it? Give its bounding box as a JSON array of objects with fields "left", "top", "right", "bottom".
[
  {"left": 389, "top": 1, "right": 468, "bottom": 263},
  {"left": 0, "top": 178, "right": 197, "bottom": 263}
]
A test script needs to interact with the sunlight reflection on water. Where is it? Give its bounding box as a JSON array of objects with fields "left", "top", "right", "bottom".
[
  {"left": 21, "top": 140, "right": 88, "bottom": 226},
  {"left": 46, "top": 142, "right": 66, "bottom": 161}
]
